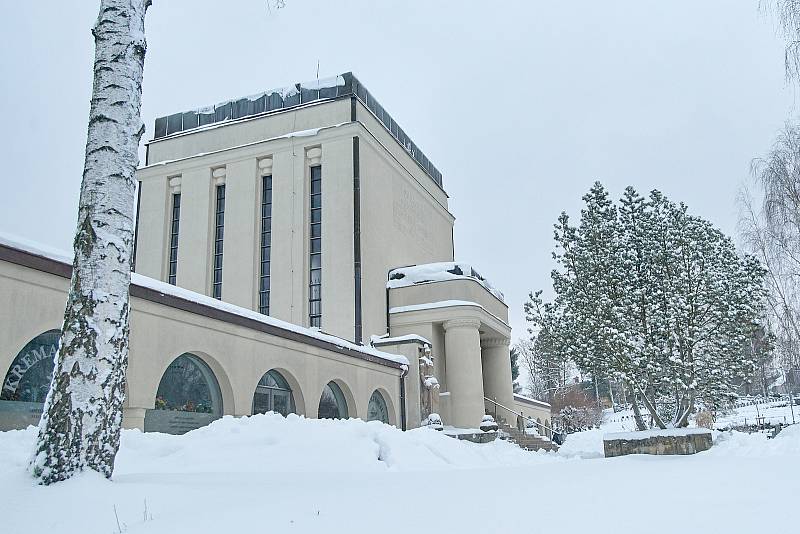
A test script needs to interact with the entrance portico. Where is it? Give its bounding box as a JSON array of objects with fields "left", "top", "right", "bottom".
[{"left": 387, "top": 264, "right": 514, "bottom": 429}]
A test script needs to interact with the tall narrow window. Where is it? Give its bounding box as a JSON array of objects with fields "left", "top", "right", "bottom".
[
  {"left": 168, "top": 192, "right": 181, "bottom": 285},
  {"left": 212, "top": 184, "right": 225, "bottom": 299},
  {"left": 309, "top": 166, "right": 322, "bottom": 328},
  {"left": 259, "top": 175, "right": 273, "bottom": 314}
]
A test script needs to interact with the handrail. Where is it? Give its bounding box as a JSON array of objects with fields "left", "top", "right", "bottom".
[{"left": 483, "top": 396, "right": 552, "bottom": 436}]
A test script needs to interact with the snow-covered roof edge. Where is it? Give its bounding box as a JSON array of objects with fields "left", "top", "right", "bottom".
[
  {"left": 514, "top": 394, "right": 551, "bottom": 409},
  {"left": 0, "top": 232, "right": 408, "bottom": 368}
]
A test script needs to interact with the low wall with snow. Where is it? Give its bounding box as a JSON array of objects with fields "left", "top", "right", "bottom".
[{"left": 603, "top": 428, "right": 712, "bottom": 457}]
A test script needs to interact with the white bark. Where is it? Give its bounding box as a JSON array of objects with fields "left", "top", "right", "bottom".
[{"left": 31, "top": 0, "right": 150, "bottom": 484}]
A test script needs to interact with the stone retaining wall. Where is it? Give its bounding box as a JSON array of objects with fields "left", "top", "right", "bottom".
[{"left": 603, "top": 430, "right": 712, "bottom": 457}]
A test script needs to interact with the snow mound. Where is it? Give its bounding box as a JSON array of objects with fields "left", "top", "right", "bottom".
[{"left": 1, "top": 414, "right": 554, "bottom": 480}]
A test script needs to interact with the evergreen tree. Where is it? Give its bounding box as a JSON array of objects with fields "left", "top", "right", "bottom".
[
  {"left": 509, "top": 347, "right": 521, "bottom": 393},
  {"left": 528, "top": 183, "right": 768, "bottom": 428}
]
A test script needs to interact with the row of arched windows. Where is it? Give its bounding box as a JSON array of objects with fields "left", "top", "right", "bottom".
[{"left": 1, "top": 332, "right": 392, "bottom": 433}]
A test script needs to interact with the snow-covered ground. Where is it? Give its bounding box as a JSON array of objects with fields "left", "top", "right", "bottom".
[
  {"left": 715, "top": 399, "right": 798, "bottom": 429},
  {"left": 0, "top": 414, "right": 798, "bottom": 533}
]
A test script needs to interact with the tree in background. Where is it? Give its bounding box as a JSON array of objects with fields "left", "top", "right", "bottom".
[
  {"left": 31, "top": 0, "right": 151, "bottom": 485},
  {"left": 550, "top": 385, "right": 603, "bottom": 434},
  {"left": 516, "top": 314, "right": 573, "bottom": 403},
  {"left": 741, "top": 122, "right": 800, "bottom": 395},
  {"left": 763, "top": 0, "right": 800, "bottom": 81},
  {"left": 509, "top": 347, "right": 521, "bottom": 393},
  {"left": 529, "top": 183, "right": 767, "bottom": 429}
]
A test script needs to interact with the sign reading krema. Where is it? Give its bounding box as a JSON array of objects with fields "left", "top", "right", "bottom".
[{"left": 1, "top": 331, "right": 59, "bottom": 403}]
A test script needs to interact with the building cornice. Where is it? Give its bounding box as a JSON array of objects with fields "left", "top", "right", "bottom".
[
  {"left": 443, "top": 318, "right": 482, "bottom": 331},
  {"left": 481, "top": 336, "right": 510, "bottom": 349}
]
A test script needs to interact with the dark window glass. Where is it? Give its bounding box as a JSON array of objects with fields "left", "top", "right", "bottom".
[
  {"left": 300, "top": 87, "right": 319, "bottom": 103},
  {"left": 268, "top": 92, "right": 283, "bottom": 111},
  {"left": 319, "top": 85, "right": 336, "bottom": 99},
  {"left": 1, "top": 330, "right": 59, "bottom": 404},
  {"left": 252, "top": 370, "right": 295, "bottom": 416},
  {"left": 252, "top": 95, "right": 267, "bottom": 114},
  {"left": 154, "top": 117, "right": 168, "bottom": 138},
  {"left": 166, "top": 113, "right": 183, "bottom": 135},
  {"left": 168, "top": 192, "right": 181, "bottom": 284},
  {"left": 318, "top": 382, "right": 348, "bottom": 419},
  {"left": 284, "top": 87, "right": 301, "bottom": 107},
  {"left": 367, "top": 391, "right": 389, "bottom": 424},
  {"left": 212, "top": 184, "right": 225, "bottom": 299},
  {"left": 155, "top": 353, "right": 222, "bottom": 417},
  {"left": 198, "top": 111, "right": 215, "bottom": 126},
  {"left": 182, "top": 111, "right": 199, "bottom": 130},
  {"left": 232, "top": 98, "right": 252, "bottom": 119},
  {"left": 309, "top": 166, "right": 322, "bottom": 328},
  {"left": 259, "top": 175, "right": 273, "bottom": 315},
  {"left": 215, "top": 102, "right": 231, "bottom": 122}
]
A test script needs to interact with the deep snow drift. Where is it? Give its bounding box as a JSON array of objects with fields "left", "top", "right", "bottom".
[{"left": 1, "top": 414, "right": 798, "bottom": 533}]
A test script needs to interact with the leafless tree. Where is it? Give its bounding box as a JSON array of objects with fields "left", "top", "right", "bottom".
[
  {"left": 762, "top": 1, "right": 800, "bottom": 81},
  {"left": 740, "top": 122, "right": 800, "bottom": 390}
]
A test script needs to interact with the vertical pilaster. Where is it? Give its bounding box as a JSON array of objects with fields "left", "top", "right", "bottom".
[{"left": 176, "top": 167, "right": 212, "bottom": 294}]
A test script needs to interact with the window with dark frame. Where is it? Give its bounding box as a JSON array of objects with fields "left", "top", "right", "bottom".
[
  {"left": 309, "top": 165, "right": 322, "bottom": 328},
  {"left": 259, "top": 175, "right": 273, "bottom": 315},
  {"left": 212, "top": 184, "right": 225, "bottom": 299},
  {"left": 168, "top": 192, "right": 181, "bottom": 285}
]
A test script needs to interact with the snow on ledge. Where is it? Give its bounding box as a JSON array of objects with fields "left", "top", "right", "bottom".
[
  {"left": 0, "top": 232, "right": 408, "bottom": 368},
  {"left": 387, "top": 262, "right": 505, "bottom": 303},
  {"left": 370, "top": 333, "right": 431, "bottom": 346},
  {"left": 389, "top": 300, "right": 482, "bottom": 314},
  {"left": 604, "top": 428, "right": 712, "bottom": 441}
]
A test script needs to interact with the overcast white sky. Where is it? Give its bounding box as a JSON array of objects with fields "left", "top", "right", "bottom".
[{"left": 0, "top": 1, "right": 796, "bottom": 341}]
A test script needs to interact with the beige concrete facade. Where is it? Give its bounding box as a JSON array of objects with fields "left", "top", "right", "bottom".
[
  {"left": 1, "top": 74, "right": 550, "bottom": 435},
  {"left": 0, "top": 244, "right": 403, "bottom": 432}
]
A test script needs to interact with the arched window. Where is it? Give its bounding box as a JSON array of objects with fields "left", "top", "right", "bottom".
[
  {"left": 253, "top": 369, "right": 295, "bottom": 416},
  {"left": 154, "top": 353, "right": 222, "bottom": 416},
  {"left": 2, "top": 330, "right": 59, "bottom": 404},
  {"left": 318, "top": 381, "right": 348, "bottom": 419},
  {"left": 366, "top": 390, "right": 389, "bottom": 424}
]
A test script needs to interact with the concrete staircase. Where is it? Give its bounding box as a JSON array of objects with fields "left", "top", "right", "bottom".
[{"left": 498, "top": 422, "right": 559, "bottom": 452}]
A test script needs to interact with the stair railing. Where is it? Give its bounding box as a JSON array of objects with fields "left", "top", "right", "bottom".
[{"left": 483, "top": 396, "right": 552, "bottom": 438}]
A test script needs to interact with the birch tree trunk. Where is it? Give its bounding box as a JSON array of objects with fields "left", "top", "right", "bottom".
[{"left": 31, "top": 0, "right": 150, "bottom": 485}]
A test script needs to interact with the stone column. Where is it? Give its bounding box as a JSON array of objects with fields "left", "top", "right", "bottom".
[
  {"left": 481, "top": 337, "right": 515, "bottom": 423},
  {"left": 443, "top": 318, "right": 485, "bottom": 428}
]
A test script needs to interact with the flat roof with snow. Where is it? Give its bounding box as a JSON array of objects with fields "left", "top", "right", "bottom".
[{"left": 151, "top": 72, "right": 443, "bottom": 189}]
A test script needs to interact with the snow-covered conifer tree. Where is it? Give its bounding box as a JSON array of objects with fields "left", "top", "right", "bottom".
[
  {"left": 529, "top": 183, "right": 767, "bottom": 429},
  {"left": 31, "top": 0, "right": 151, "bottom": 484}
]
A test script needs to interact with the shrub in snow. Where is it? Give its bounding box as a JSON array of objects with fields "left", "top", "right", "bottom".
[
  {"left": 426, "top": 413, "right": 443, "bottom": 431},
  {"left": 480, "top": 415, "right": 498, "bottom": 432},
  {"left": 695, "top": 410, "right": 715, "bottom": 429}
]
